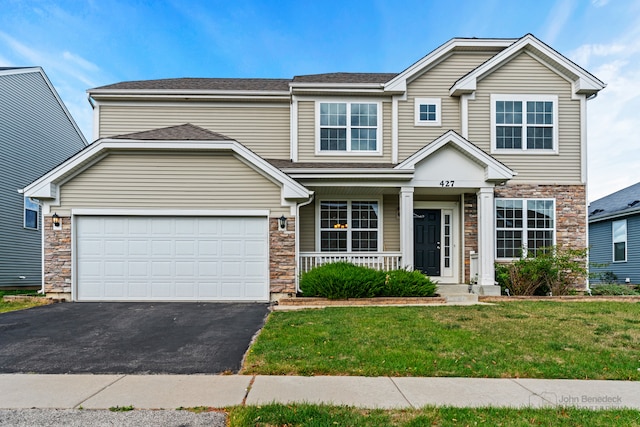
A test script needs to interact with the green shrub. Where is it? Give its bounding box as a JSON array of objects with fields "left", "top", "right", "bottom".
[
  {"left": 299, "top": 262, "right": 437, "bottom": 299},
  {"left": 381, "top": 269, "right": 437, "bottom": 297},
  {"left": 590, "top": 284, "right": 640, "bottom": 296},
  {"left": 495, "top": 246, "right": 588, "bottom": 296},
  {"left": 299, "top": 262, "right": 385, "bottom": 299}
]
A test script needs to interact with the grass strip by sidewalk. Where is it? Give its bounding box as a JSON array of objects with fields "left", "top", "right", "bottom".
[
  {"left": 228, "top": 404, "right": 640, "bottom": 426},
  {"left": 243, "top": 302, "right": 640, "bottom": 380}
]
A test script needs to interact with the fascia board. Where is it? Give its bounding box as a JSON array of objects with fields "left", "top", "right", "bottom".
[
  {"left": 589, "top": 209, "right": 640, "bottom": 224},
  {"left": 285, "top": 172, "right": 413, "bottom": 181},
  {"left": 450, "top": 35, "right": 605, "bottom": 96},
  {"left": 22, "top": 138, "right": 311, "bottom": 201},
  {"left": 88, "top": 88, "right": 290, "bottom": 97},
  {"left": 385, "top": 38, "right": 516, "bottom": 92}
]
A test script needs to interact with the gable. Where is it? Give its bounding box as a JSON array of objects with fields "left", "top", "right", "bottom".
[{"left": 411, "top": 145, "right": 487, "bottom": 188}]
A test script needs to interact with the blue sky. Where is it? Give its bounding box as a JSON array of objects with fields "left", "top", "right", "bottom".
[{"left": 1, "top": 0, "right": 639, "bottom": 201}]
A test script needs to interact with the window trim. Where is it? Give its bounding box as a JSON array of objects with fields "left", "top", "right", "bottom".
[
  {"left": 414, "top": 97, "right": 442, "bottom": 126},
  {"left": 495, "top": 198, "right": 556, "bottom": 260},
  {"left": 24, "top": 196, "right": 40, "bottom": 230},
  {"left": 315, "top": 100, "right": 383, "bottom": 156},
  {"left": 490, "top": 94, "right": 559, "bottom": 154},
  {"left": 316, "top": 198, "right": 383, "bottom": 252},
  {"left": 612, "top": 219, "right": 627, "bottom": 263}
]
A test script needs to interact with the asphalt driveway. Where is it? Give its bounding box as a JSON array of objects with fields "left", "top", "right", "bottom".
[{"left": 0, "top": 302, "right": 269, "bottom": 374}]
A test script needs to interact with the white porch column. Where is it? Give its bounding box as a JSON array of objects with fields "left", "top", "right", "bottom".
[
  {"left": 400, "top": 186, "right": 414, "bottom": 270},
  {"left": 477, "top": 187, "right": 496, "bottom": 287}
]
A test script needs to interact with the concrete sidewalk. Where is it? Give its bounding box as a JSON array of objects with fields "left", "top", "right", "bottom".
[{"left": 1, "top": 374, "right": 638, "bottom": 410}]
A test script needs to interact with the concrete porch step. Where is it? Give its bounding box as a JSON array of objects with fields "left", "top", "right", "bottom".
[{"left": 436, "top": 284, "right": 479, "bottom": 304}]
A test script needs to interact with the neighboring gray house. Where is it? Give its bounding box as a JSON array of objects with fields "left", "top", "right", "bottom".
[
  {"left": 0, "top": 67, "right": 87, "bottom": 288},
  {"left": 589, "top": 182, "right": 640, "bottom": 284}
]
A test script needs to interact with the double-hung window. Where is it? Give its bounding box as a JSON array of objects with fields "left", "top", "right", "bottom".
[
  {"left": 612, "top": 219, "right": 627, "bottom": 262},
  {"left": 318, "top": 102, "right": 380, "bottom": 153},
  {"left": 414, "top": 98, "right": 441, "bottom": 126},
  {"left": 491, "top": 95, "right": 558, "bottom": 153},
  {"left": 495, "top": 198, "right": 555, "bottom": 258},
  {"left": 24, "top": 197, "right": 39, "bottom": 230},
  {"left": 319, "top": 200, "right": 380, "bottom": 251}
]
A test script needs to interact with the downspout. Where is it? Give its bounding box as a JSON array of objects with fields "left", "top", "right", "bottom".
[{"left": 295, "top": 192, "right": 315, "bottom": 293}]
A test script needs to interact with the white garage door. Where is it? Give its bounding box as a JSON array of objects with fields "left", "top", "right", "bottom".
[{"left": 76, "top": 216, "right": 269, "bottom": 302}]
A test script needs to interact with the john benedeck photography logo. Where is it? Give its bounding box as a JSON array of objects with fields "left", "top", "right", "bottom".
[{"left": 530, "top": 392, "right": 624, "bottom": 409}]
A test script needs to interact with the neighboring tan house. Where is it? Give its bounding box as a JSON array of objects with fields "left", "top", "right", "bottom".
[
  {"left": 0, "top": 67, "right": 87, "bottom": 289},
  {"left": 589, "top": 182, "right": 640, "bottom": 284},
  {"left": 23, "top": 34, "right": 605, "bottom": 302}
]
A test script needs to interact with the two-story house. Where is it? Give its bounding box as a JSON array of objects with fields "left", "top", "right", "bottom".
[
  {"left": 1, "top": 67, "right": 87, "bottom": 289},
  {"left": 22, "top": 34, "right": 604, "bottom": 302}
]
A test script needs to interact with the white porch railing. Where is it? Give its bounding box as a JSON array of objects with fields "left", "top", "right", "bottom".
[{"left": 299, "top": 252, "right": 403, "bottom": 274}]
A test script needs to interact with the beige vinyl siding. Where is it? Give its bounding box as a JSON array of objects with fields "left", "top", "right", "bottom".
[
  {"left": 297, "top": 101, "right": 393, "bottom": 163},
  {"left": 99, "top": 104, "right": 290, "bottom": 160},
  {"left": 296, "top": 195, "right": 399, "bottom": 252},
  {"left": 299, "top": 199, "right": 316, "bottom": 252},
  {"left": 398, "top": 52, "right": 495, "bottom": 160},
  {"left": 57, "top": 152, "right": 287, "bottom": 216},
  {"left": 468, "top": 52, "right": 582, "bottom": 183},
  {"left": 382, "top": 194, "right": 400, "bottom": 251}
]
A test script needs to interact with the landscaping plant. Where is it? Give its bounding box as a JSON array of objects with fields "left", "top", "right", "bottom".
[
  {"left": 495, "top": 246, "right": 587, "bottom": 296},
  {"left": 299, "top": 262, "right": 436, "bottom": 299}
]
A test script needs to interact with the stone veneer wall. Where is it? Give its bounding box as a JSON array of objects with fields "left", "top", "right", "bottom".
[
  {"left": 43, "top": 216, "right": 72, "bottom": 299},
  {"left": 269, "top": 216, "right": 296, "bottom": 295},
  {"left": 43, "top": 215, "right": 298, "bottom": 301},
  {"left": 494, "top": 184, "right": 587, "bottom": 250},
  {"left": 463, "top": 194, "right": 478, "bottom": 283}
]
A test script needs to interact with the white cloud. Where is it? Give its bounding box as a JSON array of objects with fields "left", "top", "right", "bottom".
[
  {"left": 62, "top": 51, "right": 99, "bottom": 72},
  {"left": 591, "top": 0, "right": 611, "bottom": 6},
  {"left": 542, "top": 0, "right": 577, "bottom": 44}
]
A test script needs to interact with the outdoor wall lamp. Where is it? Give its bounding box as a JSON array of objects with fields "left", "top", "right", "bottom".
[
  {"left": 278, "top": 215, "right": 287, "bottom": 230},
  {"left": 52, "top": 213, "right": 61, "bottom": 229}
]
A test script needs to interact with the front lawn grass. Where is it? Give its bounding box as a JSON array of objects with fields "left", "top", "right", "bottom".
[
  {"left": 243, "top": 302, "right": 640, "bottom": 380},
  {"left": 0, "top": 289, "right": 49, "bottom": 313},
  {"left": 228, "top": 404, "right": 640, "bottom": 426}
]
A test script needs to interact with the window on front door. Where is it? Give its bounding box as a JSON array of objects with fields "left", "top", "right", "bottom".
[
  {"left": 319, "top": 200, "right": 379, "bottom": 251},
  {"left": 495, "top": 198, "right": 555, "bottom": 259},
  {"left": 318, "top": 102, "right": 380, "bottom": 153}
]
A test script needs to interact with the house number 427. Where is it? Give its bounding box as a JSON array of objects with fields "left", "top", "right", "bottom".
[{"left": 439, "top": 180, "right": 455, "bottom": 187}]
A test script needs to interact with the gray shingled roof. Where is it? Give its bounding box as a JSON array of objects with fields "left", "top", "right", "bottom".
[
  {"left": 292, "top": 72, "right": 398, "bottom": 84},
  {"left": 589, "top": 181, "right": 640, "bottom": 221},
  {"left": 92, "top": 77, "right": 292, "bottom": 91},
  {"left": 111, "top": 124, "right": 233, "bottom": 141},
  {"left": 267, "top": 159, "right": 397, "bottom": 169}
]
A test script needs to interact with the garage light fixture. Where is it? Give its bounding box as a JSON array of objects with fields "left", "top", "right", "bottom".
[
  {"left": 278, "top": 215, "right": 287, "bottom": 230},
  {"left": 52, "top": 213, "right": 61, "bottom": 229}
]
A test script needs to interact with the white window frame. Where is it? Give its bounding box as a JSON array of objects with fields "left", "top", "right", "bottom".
[
  {"left": 612, "top": 219, "right": 627, "bottom": 263},
  {"left": 24, "top": 196, "right": 39, "bottom": 230},
  {"left": 315, "top": 100, "right": 382, "bottom": 156},
  {"left": 495, "top": 198, "right": 556, "bottom": 260},
  {"left": 414, "top": 97, "right": 441, "bottom": 126},
  {"left": 316, "top": 198, "right": 383, "bottom": 252},
  {"left": 490, "top": 94, "right": 559, "bottom": 154}
]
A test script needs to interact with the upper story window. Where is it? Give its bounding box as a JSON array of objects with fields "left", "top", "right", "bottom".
[
  {"left": 317, "top": 102, "right": 380, "bottom": 154},
  {"left": 490, "top": 95, "right": 558, "bottom": 153},
  {"left": 24, "top": 197, "right": 39, "bottom": 230},
  {"left": 414, "top": 98, "right": 441, "bottom": 126},
  {"left": 495, "top": 198, "right": 555, "bottom": 259},
  {"left": 612, "top": 219, "right": 627, "bottom": 262}
]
